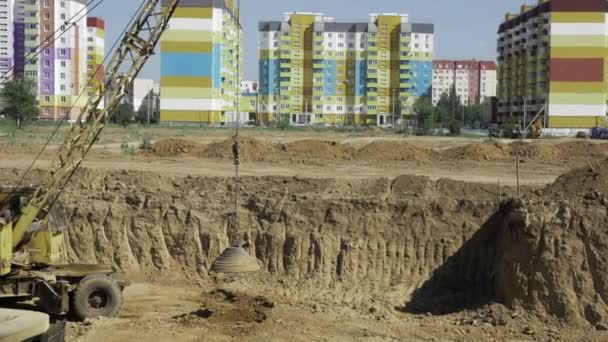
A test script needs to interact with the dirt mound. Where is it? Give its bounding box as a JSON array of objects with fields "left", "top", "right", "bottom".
[
  {"left": 200, "top": 137, "right": 278, "bottom": 162},
  {"left": 441, "top": 142, "right": 509, "bottom": 161},
  {"left": 494, "top": 199, "right": 608, "bottom": 326},
  {"left": 152, "top": 138, "right": 202, "bottom": 157},
  {"left": 173, "top": 289, "right": 273, "bottom": 327},
  {"left": 555, "top": 141, "right": 608, "bottom": 159},
  {"left": 540, "top": 159, "right": 608, "bottom": 199},
  {"left": 509, "top": 141, "right": 560, "bottom": 160},
  {"left": 356, "top": 141, "right": 433, "bottom": 161},
  {"left": 280, "top": 140, "right": 355, "bottom": 160},
  {"left": 408, "top": 162, "right": 608, "bottom": 326}
]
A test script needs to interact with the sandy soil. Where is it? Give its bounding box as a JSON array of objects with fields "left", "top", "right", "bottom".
[
  {"left": 1, "top": 133, "right": 595, "bottom": 186},
  {"left": 3, "top": 131, "right": 608, "bottom": 341},
  {"left": 67, "top": 280, "right": 606, "bottom": 342}
]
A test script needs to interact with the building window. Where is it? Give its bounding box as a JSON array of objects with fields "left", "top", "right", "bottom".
[{"left": 60, "top": 96, "right": 66, "bottom": 103}]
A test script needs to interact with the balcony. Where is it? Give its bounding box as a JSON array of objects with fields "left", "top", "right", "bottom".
[
  {"left": 25, "top": 27, "right": 39, "bottom": 35},
  {"left": 24, "top": 16, "right": 38, "bottom": 24}
]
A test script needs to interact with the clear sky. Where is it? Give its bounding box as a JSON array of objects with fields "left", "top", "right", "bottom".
[{"left": 91, "top": 0, "right": 529, "bottom": 82}]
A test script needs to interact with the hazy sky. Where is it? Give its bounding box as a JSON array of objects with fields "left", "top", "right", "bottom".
[{"left": 91, "top": 0, "right": 529, "bottom": 82}]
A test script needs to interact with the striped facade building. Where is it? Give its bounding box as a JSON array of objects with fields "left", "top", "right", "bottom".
[
  {"left": 160, "top": 0, "right": 242, "bottom": 125},
  {"left": 498, "top": 0, "right": 608, "bottom": 129},
  {"left": 33, "top": 0, "right": 89, "bottom": 121},
  {"left": 259, "top": 13, "right": 434, "bottom": 126},
  {"left": 0, "top": 0, "right": 21, "bottom": 85},
  {"left": 86, "top": 17, "right": 104, "bottom": 99}
]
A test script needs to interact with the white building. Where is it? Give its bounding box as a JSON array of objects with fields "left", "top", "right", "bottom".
[
  {"left": 432, "top": 60, "right": 497, "bottom": 106},
  {"left": 132, "top": 78, "right": 154, "bottom": 112},
  {"left": 241, "top": 80, "right": 257, "bottom": 94}
]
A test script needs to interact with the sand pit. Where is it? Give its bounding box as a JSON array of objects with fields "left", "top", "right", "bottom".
[{"left": 4, "top": 132, "right": 608, "bottom": 341}]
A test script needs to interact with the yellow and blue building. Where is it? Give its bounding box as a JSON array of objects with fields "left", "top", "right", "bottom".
[
  {"left": 160, "top": 0, "right": 242, "bottom": 124},
  {"left": 258, "top": 13, "right": 434, "bottom": 126}
]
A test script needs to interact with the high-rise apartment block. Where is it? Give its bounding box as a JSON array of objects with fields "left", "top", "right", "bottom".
[
  {"left": 0, "top": 0, "right": 20, "bottom": 85},
  {"left": 432, "top": 60, "right": 497, "bottom": 105},
  {"left": 0, "top": 1, "right": 103, "bottom": 120},
  {"left": 23, "top": 0, "right": 87, "bottom": 120},
  {"left": 160, "top": 0, "right": 242, "bottom": 125},
  {"left": 86, "top": 17, "right": 104, "bottom": 99},
  {"left": 258, "top": 13, "right": 434, "bottom": 126},
  {"left": 498, "top": 0, "right": 608, "bottom": 129}
]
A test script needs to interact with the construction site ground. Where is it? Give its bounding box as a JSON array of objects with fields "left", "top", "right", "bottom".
[{"left": 2, "top": 125, "right": 608, "bottom": 341}]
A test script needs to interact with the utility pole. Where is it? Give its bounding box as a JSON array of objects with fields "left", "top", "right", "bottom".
[
  {"left": 461, "top": 101, "right": 464, "bottom": 128},
  {"left": 147, "top": 87, "right": 152, "bottom": 125},
  {"left": 392, "top": 88, "right": 396, "bottom": 128},
  {"left": 523, "top": 97, "right": 527, "bottom": 138}
]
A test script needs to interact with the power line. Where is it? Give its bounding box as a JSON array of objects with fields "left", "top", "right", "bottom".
[
  {"left": 4, "top": 0, "right": 147, "bottom": 206},
  {"left": 0, "top": 0, "right": 103, "bottom": 84}
]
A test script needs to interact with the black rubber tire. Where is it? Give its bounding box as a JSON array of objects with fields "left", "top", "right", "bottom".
[{"left": 71, "top": 274, "right": 123, "bottom": 321}]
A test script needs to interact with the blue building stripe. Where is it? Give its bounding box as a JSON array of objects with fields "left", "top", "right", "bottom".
[
  {"left": 259, "top": 59, "right": 280, "bottom": 95},
  {"left": 212, "top": 44, "right": 222, "bottom": 89},
  {"left": 161, "top": 52, "right": 213, "bottom": 77},
  {"left": 324, "top": 60, "right": 336, "bottom": 96},
  {"left": 410, "top": 61, "right": 433, "bottom": 97},
  {"left": 355, "top": 60, "right": 367, "bottom": 97}
]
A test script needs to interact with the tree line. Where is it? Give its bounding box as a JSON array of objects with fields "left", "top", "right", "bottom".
[
  {"left": 414, "top": 84, "right": 486, "bottom": 136},
  {"left": 0, "top": 79, "right": 159, "bottom": 128}
]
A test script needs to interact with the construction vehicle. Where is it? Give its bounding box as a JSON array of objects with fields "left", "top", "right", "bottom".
[
  {"left": 0, "top": 0, "right": 180, "bottom": 322},
  {"left": 591, "top": 117, "right": 608, "bottom": 139},
  {"left": 528, "top": 120, "right": 543, "bottom": 139}
]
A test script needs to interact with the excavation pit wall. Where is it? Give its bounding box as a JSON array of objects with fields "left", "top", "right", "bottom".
[
  {"left": 4, "top": 166, "right": 608, "bottom": 326},
  {"left": 55, "top": 170, "right": 501, "bottom": 285}
]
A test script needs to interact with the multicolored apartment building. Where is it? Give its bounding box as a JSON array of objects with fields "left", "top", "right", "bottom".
[
  {"left": 258, "top": 13, "right": 434, "bottom": 126},
  {"left": 433, "top": 60, "right": 497, "bottom": 105},
  {"left": 33, "top": 0, "right": 89, "bottom": 121},
  {"left": 160, "top": 0, "right": 242, "bottom": 125},
  {"left": 86, "top": 17, "right": 105, "bottom": 99},
  {"left": 498, "top": 0, "right": 608, "bottom": 130}
]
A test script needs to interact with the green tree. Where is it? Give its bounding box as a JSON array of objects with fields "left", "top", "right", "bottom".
[
  {"left": 0, "top": 78, "right": 38, "bottom": 129},
  {"left": 135, "top": 92, "right": 159, "bottom": 124},
  {"left": 448, "top": 119, "right": 461, "bottom": 136},
  {"left": 464, "top": 104, "right": 483, "bottom": 127},
  {"left": 112, "top": 103, "right": 134, "bottom": 127},
  {"left": 413, "top": 96, "right": 433, "bottom": 134}
]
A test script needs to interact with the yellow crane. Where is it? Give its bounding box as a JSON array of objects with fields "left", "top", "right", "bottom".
[{"left": 0, "top": 0, "right": 180, "bottom": 320}]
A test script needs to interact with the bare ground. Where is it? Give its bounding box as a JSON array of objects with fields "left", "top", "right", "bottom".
[{"left": 2, "top": 132, "right": 608, "bottom": 341}]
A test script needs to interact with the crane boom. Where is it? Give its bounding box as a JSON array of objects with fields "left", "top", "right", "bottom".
[{"left": 11, "top": 0, "right": 180, "bottom": 249}]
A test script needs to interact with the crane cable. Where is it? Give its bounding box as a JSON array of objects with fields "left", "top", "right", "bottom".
[
  {"left": 231, "top": 0, "right": 241, "bottom": 247},
  {"left": 47, "top": 0, "right": 150, "bottom": 211},
  {"left": 1, "top": 0, "right": 146, "bottom": 208},
  {"left": 0, "top": 0, "right": 104, "bottom": 84}
]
